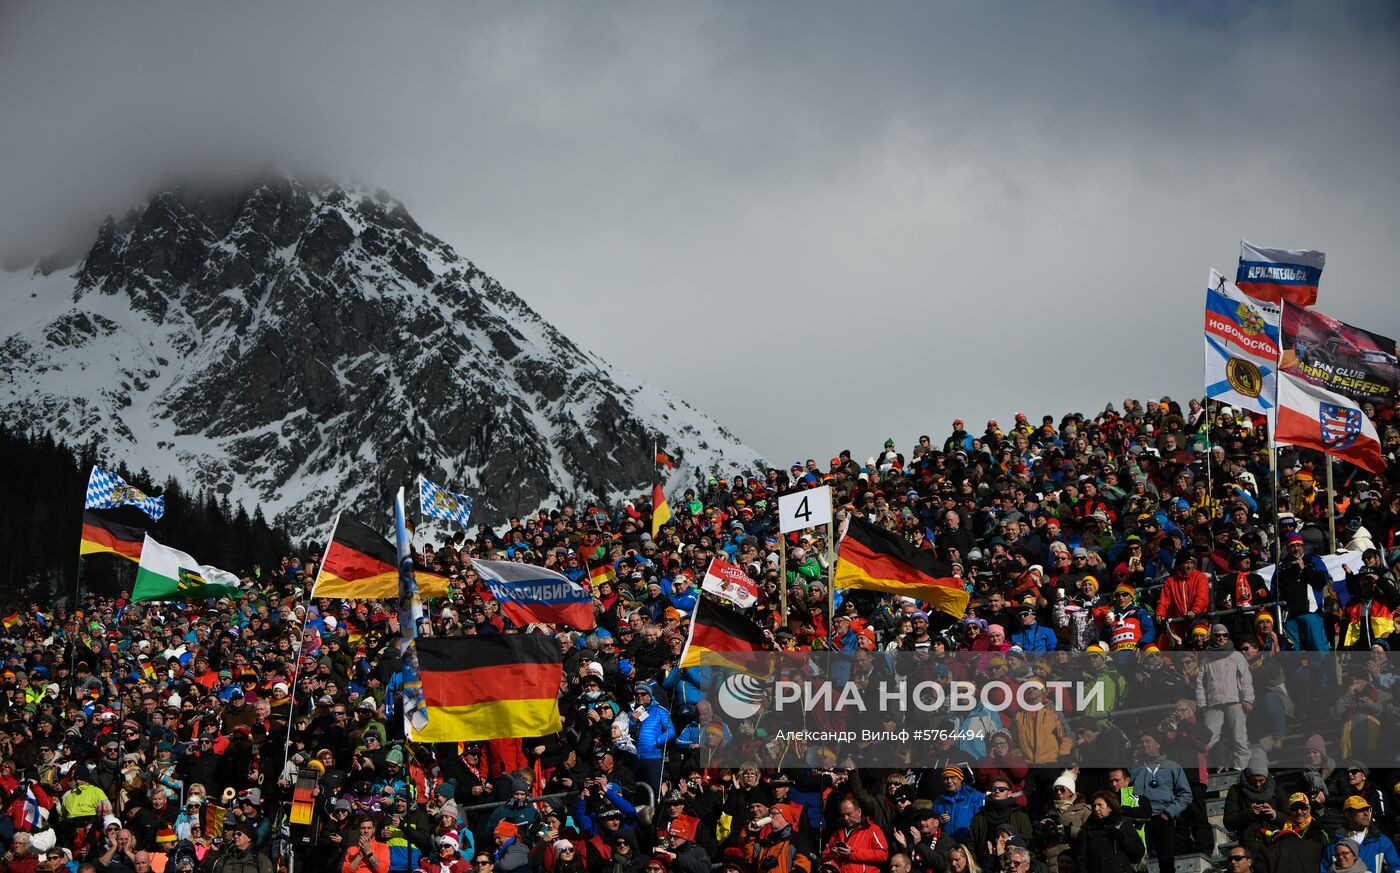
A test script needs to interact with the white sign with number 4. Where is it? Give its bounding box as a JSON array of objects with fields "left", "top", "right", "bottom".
[{"left": 778, "top": 485, "right": 832, "bottom": 534}]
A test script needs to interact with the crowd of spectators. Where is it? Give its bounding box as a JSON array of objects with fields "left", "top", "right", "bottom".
[{"left": 3, "top": 397, "right": 1400, "bottom": 873}]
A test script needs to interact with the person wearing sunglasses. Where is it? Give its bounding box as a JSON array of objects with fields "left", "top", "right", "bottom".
[
  {"left": 1259, "top": 792, "right": 1329, "bottom": 873},
  {"left": 1195, "top": 622, "right": 1253, "bottom": 772},
  {"left": 1076, "top": 791, "right": 1144, "bottom": 873},
  {"left": 932, "top": 767, "right": 983, "bottom": 847},
  {"left": 1328, "top": 839, "right": 1368, "bottom": 873},
  {"left": 1324, "top": 797, "right": 1400, "bottom": 873}
]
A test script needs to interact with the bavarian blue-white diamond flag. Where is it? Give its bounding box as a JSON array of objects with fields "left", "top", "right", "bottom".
[
  {"left": 1204, "top": 268, "right": 1280, "bottom": 421},
  {"left": 419, "top": 476, "right": 473, "bottom": 526},
  {"left": 85, "top": 466, "right": 165, "bottom": 521}
]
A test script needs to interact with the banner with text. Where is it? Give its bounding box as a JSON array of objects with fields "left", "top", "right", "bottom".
[{"left": 1280, "top": 301, "right": 1399, "bottom": 404}]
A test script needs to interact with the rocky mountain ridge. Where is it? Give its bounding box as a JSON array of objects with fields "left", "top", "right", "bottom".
[{"left": 0, "top": 173, "right": 764, "bottom": 534}]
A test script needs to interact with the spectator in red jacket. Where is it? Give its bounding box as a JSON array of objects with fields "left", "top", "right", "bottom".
[
  {"left": 1158, "top": 552, "right": 1210, "bottom": 649},
  {"left": 820, "top": 799, "right": 889, "bottom": 873}
]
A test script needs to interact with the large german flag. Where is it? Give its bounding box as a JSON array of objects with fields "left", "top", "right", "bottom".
[
  {"left": 408, "top": 636, "right": 563, "bottom": 742},
  {"left": 834, "top": 516, "right": 969, "bottom": 619},
  {"left": 679, "top": 596, "right": 773, "bottom": 677},
  {"left": 311, "top": 515, "right": 450, "bottom": 599},
  {"left": 79, "top": 511, "right": 146, "bottom": 563}
]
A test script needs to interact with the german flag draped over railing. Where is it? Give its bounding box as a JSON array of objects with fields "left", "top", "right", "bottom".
[
  {"left": 407, "top": 635, "right": 563, "bottom": 743},
  {"left": 678, "top": 596, "right": 773, "bottom": 677},
  {"left": 79, "top": 511, "right": 146, "bottom": 563},
  {"left": 311, "top": 515, "right": 450, "bottom": 599},
  {"left": 835, "top": 516, "right": 970, "bottom": 619}
]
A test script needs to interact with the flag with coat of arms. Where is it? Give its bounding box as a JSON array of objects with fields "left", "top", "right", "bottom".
[
  {"left": 419, "top": 476, "right": 473, "bottom": 526},
  {"left": 1204, "top": 268, "right": 1280, "bottom": 421},
  {"left": 1274, "top": 372, "right": 1384, "bottom": 473},
  {"left": 85, "top": 466, "right": 165, "bottom": 521}
]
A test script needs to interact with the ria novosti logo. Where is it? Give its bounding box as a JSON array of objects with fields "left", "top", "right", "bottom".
[{"left": 716, "top": 674, "right": 1106, "bottom": 719}]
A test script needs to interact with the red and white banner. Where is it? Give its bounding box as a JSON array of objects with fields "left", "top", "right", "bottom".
[
  {"left": 701, "top": 557, "right": 759, "bottom": 608},
  {"left": 1275, "top": 372, "right": 1384, "bottom": 473}
]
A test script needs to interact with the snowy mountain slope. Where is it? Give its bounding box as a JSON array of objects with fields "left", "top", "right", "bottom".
[{"left": 0, "top": 173, "right": 765, "bottom": 534}]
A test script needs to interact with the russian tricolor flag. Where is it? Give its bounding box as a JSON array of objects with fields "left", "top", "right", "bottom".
[
  {"left": 471, "top": 559, "right": 596, "bottom": 631},
  {"left": 1236, "top": 240, "right": 1325, "bottom": 308}
]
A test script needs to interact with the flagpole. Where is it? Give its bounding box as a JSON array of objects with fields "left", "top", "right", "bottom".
[
  {"left": 1325, "top": 458, "right": 1337, "bottom": 553},
  {"left": 279, "top": 510, "right": 339, "bottom": 791},
  {"left": 395, "top": 488, "right": 429, "bottom": 742},
  {"left": 70, "top": 554, "right": 84, "bottom": 702},
  {"left": 827, "top": 499, "right": 836, "bottom": 642},
  {"left": 1272, "top": 302, "right": 1286, "bottom": 627},
  {"left": 1204, "top": 402, "right": 1214, "bottom": 519},
  {"left": 779, "top": 535, "right": 787, "bottom": 629}
]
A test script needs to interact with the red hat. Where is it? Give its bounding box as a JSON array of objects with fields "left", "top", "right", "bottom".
[
  {"left": 953, "top": 418, "right": 964, "bottom": 426},
  {"left": 988, "top": 419, "right": 998, "bottom": 427},
  {"left": 667, "top": 814, "right": 699, "bottom": 842},
  {"left": 494, "top": 820, "right": 519, "bottom": 838}
]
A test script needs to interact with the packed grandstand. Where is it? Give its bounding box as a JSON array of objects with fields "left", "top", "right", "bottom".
[{"left": 5, "top": 397, "right": 1400, "bottom": 873}]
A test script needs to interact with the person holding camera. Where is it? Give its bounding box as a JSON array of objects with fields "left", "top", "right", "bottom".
[{"left": 1038, "top": 773, "right": 1090, "bottom": 862}]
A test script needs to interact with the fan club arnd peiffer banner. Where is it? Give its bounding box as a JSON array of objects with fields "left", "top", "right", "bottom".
[{"left": 1280, "top": 302, "right": 1400, "bottom": 404}]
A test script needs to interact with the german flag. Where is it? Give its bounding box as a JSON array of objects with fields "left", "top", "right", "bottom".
[
  {"left": 678, "top": 597, "right": 773, "bottom": 677},
  {"left": 408, "top": 636, "right": 563, "bottom": 742},
  {"left": 79, "top": 511, "right": 145, "bottom": 563},
  {"left": 311, "top": 515, "right": 450, "bottom": 599},
  {"left": 588, "top": 561, "right": 617, "bottom": 587},
  {"left": 655, "top": 449, "right": 675, "bottom": 469},
  {"left": 835, "top": 516, "right": 969, "bottom": 619},
  {"left": 651, "top": 483, "right": 671, "bottom": 538}
]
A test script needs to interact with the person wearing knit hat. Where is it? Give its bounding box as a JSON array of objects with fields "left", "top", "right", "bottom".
[
  {"left": 1326, "top": 839, "right": 1368, "bottom": 873},
  {"left": 433, "top": 834, "right": 461, "bottom": 861},
  {"left": 932, "top": 765, "right": 982, "bottom": 845},
  {"left": 488, "top": 818, "right": 530, "bottom": 869},
  {"left": 1327, "top": 797, "right": 1400, "bottom": 873},
  {"left": 1043, "top": 772, "right": 1088, "bottom": 861},
  {"left": 493, "top": 819, "right": 519, "bottom": 839}
]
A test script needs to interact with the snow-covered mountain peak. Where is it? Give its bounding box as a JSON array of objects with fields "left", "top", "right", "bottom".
[{"left": 0, "top": 173, "right": 765, "bottom": 534}]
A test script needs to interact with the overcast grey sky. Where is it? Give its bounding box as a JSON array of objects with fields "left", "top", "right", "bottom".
[{"left": 2, "top": 1, "right": 1398, "bottom": 466}]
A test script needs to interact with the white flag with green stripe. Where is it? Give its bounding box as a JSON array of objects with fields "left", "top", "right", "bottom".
[{"left": 132, "top": 535, "right": 243, "bottom": 602}]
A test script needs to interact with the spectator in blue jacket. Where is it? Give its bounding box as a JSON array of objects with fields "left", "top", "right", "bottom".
[
  {"left": 629, "top": 682, "right": 674, "bottom": 795},
  {"left": 667, "top": 574, "right": 699, "bottom": 614},
  {"left": 1322, "top": 797, "right": 1400, "bottom": 873},
  {"left": 931, "top": 766, "right": 984, "bottom": 845},
  {"left": 1010, "top": 598, "right": 1057, "bottom": 653},
  {"left": 1131, "top": 731, "right": 1193, "bottom": 873},
  {"left": 662, "top": 662, "right": 713, "bottom": 707}
]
